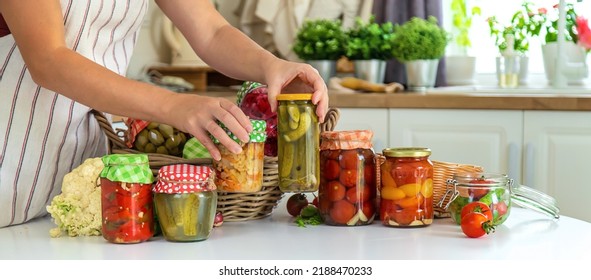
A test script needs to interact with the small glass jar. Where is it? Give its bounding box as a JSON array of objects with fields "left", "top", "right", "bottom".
[
  {"left": 443, "top": 172, "right": 559, "bottom": 226},
  {"left": 153, "top": 164, "right": 217, "bottom": 242},
  {"left": 380, "top": 147, "right": 434, "bottom": 227},
  {"left": 319, "top": 130, "right": 376, "bottom": 226},
  {"left": 100, "top": 154, "right": 155, "bottom": 244},
  {"left": 276, "top": 93, "right": 320, "bottom": 192},
  {"left": 212, "top": 120, "right": 266, "bottom": 193}
]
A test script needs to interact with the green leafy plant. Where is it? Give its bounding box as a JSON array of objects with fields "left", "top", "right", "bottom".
[
  {"left": 450, "top": 0, "right": 481, "bottom": 54},
  {"left": 391, "top": 16, "right": 449, "bottom": 62},
  {"left": 344, "top": 15, "right": 396, "bottom": 60},
  {"left": 292, "top": 19, "right": 347, "bottom": 60}
]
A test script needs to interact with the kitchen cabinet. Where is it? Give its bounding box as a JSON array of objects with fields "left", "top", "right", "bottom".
[
  {"left": 388, "top": 108, "right": 591, "bottom": 222},
  {"left": 523, "top": 111, "right": 591, "bottom": 222},
  {"left": 334, "top": 108, "right": 389, "bottom": 153}
]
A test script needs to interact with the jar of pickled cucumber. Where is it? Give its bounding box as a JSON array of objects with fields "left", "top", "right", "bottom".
[
  {"left": 319, "top": 130, "right": 376, "bottom": 226},
  {"left": 380, "top": 147, "right": 434, "bottom": 227},
  {"left": 276, "top": 93, "right": 320, "bottom": 193},
  {"left": 100, "top": 154, "right": 155, "bottom": 244},
  {"left": 153, "top": 164, "right": 217, "bottom": 242},
  {"left": 212, "top": 120, "right": 266, "bottom": 192}
]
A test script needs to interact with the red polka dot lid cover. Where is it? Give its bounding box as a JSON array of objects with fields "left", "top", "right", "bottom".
[{"left": 154, "top": 164, "right": 215, "bottom": 193}]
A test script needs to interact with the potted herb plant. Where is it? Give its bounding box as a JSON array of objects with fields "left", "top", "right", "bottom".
[
  {"left": 344, "top": 15, "right": 396, "bottom": 83},
  {"left": 292, "top": 19, "right": 347, "bottom": 84},
  {"left": 446, "top": 0, "right": 481, "bottom": 85},
  {"left": 391, "top": 16, "right": 448, "bottom": 91}
]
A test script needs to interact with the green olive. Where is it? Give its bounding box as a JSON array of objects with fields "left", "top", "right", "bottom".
[
  {"left": 156, "top": 145, "right": 169, "bottom": 155},
  {"left": 147, "top": 122, "right": 159, "bottom": 129},
  {"left": 135, "top": 134, "right": 149, "bottom": 149},
  {"left": 148, "top": 129, "right": 165, "bottom": 146},
  {"left": 168, "top": 146, "right": 180, "bottom": 156},
  {"left": 165, "top": 137, "right": 180, "bottom": 150},
  {"left": 144, "top": 143, "right": 157, "bottom": 153},
  {"left": 158, "top": 124, "right": 175, "bottom": 139}
]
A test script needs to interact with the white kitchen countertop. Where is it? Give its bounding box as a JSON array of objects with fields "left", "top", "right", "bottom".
[{"left": 1, "top": 199, "right": 590, "bottom": 261}]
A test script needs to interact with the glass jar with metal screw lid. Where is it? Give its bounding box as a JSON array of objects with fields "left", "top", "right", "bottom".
[{"left": 380, "top": 147, "right": 434, "bottom": 227}]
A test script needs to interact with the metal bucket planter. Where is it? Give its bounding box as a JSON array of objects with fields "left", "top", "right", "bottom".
[
  {"left": 405, "top": 59, "right": 439, "bottom": 92},
  {"left": 353, "top": 59, "right": 387, "bottom": 84},
  {"left": 307, "top": 60, "right": 336, "bottom": 85}
]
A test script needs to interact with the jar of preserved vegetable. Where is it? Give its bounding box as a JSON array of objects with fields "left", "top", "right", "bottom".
[
  {"left": 212, "top": 119, "right": 266, "bottom": 193},
  {"left": 153, "top": 164, "right": 217, "bottom": 242},
  {"left": 319, "top": 130, "right": 376, "bottom": 226},
  {"left": 380, "top": 147, "right": 434, "bottom": 227},
  {"left": 443, "top": 172, "right": 559, "bottom": 226},
  {"left": 100, "top": 154, "right": 155, "bottom": 244},
  {"left": 276, "top": 93, "right": 319, "bottom": 193}
]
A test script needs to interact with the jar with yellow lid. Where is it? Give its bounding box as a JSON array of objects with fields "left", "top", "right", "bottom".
[
  {"left": 153, "top": 164, "right": 217, "bottom": 242},
  {"left": 212, "top": 119, "right": 266, "bottom": 193},
  {"left": 319, "top": 130, "right": 376, "bottom": 226},
  {"left": 277, "top": 93, "right": 319, "bottom": 193},
  {"left": 380, "top": 147, "right": 433, "bottom": 227}
]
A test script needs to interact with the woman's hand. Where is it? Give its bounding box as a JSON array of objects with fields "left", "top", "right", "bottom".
[
  {"left": 164, "top": 94, "right": 252, "bottom": 161},
  {"left": 263, "top": 60, "right": 329, "bottom": 123}
]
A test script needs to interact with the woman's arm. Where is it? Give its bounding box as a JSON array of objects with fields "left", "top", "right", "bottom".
[
  {"left": 155, "top": 0, "right": 329, "bottom": 121},
  {"left": 0, "top": 0, "right": 251, "bottom": 160}
]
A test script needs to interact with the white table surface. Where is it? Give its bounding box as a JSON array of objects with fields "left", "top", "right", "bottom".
[{"left": 1, "top": 199, "right": 590, "bottom": 260}]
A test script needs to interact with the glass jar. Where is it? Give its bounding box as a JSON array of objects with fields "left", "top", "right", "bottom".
[
  {"left": 319, "top": 130, "right": 376, "bottom": 226},
  {"left": 100, "top": 154, "right": 155, "bottom": 244},
  {"left": 380, "top": 147, "right": 434, "bottom": 227},
  {"left": 153, "top": 164, "right": 217, "bottom": 242},
  {"left": 212, "top": 119, "right": 266, "bottom": 192},
  {"left": 443, "top": 172, "right": 559, "bottom": 226},
  {"left": 276, "top": 93, "right": 320, "bottom": 192}
]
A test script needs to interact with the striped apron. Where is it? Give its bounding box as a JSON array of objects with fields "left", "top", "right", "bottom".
[{"left": 0, "top": 0, "right": 148, "bottom": 227}]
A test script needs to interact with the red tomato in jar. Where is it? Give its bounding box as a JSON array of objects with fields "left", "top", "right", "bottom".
[
  {"left": 461, "top": 201, "right": 493, "bottom": 221},
  {"left": 379, "top": 199, "right": 398, "bottom": 221},
  {"left": 330, "top": 200, "right": 356, "bottom": 224},
  {"left": 345, "top": 184, "right": 374, "bottom": 204},
  {"left": 392, "top": 207, "right": 420, "bottom": 226},
  {"left": 323, "top": 159, "right": 340, "bottom": 180},
  {"left": 339, "top": 150, "right": 360, "bottom": 170},
  {"left": 363, "top": 164, "right": 375, "bottom": 187},
  {"left": 117, "top": 220, "right": 153, "bottom": 242},
  {"left": 468, "top": 178, "right": 495, "bottom": 200},
  {"left": 339, "top": 169, "right": 358, "bottom": 188},
  {"left": 361, "top": 201, "right": 375, "bottom": 221},
  {"left": 325, "top": 180, "right": 346, "bottom": 202}
]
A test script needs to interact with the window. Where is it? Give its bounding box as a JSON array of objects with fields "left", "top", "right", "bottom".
[{"left": 441, "top": 0, "right": 591, "bottom": 86}]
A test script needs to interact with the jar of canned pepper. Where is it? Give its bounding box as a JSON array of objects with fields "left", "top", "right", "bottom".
[
  {"left": 100, "top": 154, "right": 155, "bottom": 244},
  {"left": 319, "top": 130, "right": 376, "bottom": 226},
  {"left": 276, "top": 93, "right": 319, "bottom": 193},
  {"left": 153, "top": 164, "right": 217, "bottom": 242},
  {"left": 380, "top": 147, "right": 434, "bottom": 227}
]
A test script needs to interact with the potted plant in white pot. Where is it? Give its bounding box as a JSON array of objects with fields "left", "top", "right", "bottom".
[
  {"left": 392, "top": 16, "right": 449, "bottom": 91},
  {"left": 344, "top": 16, "right": 396, "bottom": 84},
  {"left": 446, "top": 0, "right": 480, "bottom": 86},
  {"left": 292, "top": 19, "right": 347, "bottom": 84}
]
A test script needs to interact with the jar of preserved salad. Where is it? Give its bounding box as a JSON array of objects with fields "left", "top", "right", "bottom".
[
  {"left": 443, "top": 172, "right": 559, "bottom": 226},
  {"left": 212, "top": 119, "right": 266, "bottom": 193},
  {"left": 276, "top": 93, "right": 319, "bottom": 193},
  {"left": 153, "top": 164, "right": 217, "bottom": 242},
  {"left": 100, "top": 154, "right": 155, "bottom": 244},
  {"left": 319, "top": 130, "right": 376, "bottom": 226},
  {"left": 380, "top": 147, "right": 434, "bottom": 227}
]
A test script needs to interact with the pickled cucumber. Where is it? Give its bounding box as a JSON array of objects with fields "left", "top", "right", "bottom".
[
  {"left": 182, "top": 194, "right": 200, "bottom": 236},
  {"left": 287, "top": 104, "right": 300, "bottom": 130},
  {"left": 280, "top": 142, "right": 294, "bottom": 178},
  {"left": 283, "top": 111, "right": 311, "bottom": 142}
]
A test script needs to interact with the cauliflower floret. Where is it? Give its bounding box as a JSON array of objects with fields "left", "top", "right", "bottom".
[{"left": 46, "top": 157, "right": 104, "bottom": 237}]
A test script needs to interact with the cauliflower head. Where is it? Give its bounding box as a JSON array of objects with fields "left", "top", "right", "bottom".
[{"left": 47, "top": 157, "right": 104, "bottom": 237}]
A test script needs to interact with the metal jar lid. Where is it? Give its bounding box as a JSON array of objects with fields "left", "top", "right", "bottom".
[{"left": 382, "top": 147, "right": 431, "bottom": 158}]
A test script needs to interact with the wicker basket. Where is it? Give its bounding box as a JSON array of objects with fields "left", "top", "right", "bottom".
[
  {"left": 374, "top": 154, "right": 483, "bottom": 218},
  {"left": 92, "top": 108, "right": 340, "bottom": 222}
]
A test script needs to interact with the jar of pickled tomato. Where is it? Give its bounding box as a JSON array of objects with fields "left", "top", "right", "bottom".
[
  {"left": 153, "top": 164, "right": 217, "bottom": 242},
  {"left": 276, "top": 93, "right": 319, "bottom": 193},
  {"left": 212, "top": 119, "right": 266, "bottom": 192},
  {"left": 100, "top": 154, "right": 155, "bottom": 244},
  {"left": 380, "top": 147, "right": 433, "bottom": 227},
  {"left": 319, "top": 130, "right": 376, "bottom": 226}
]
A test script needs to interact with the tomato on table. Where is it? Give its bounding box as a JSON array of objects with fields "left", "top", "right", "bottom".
[{"left": 460, "top": 212, "right": 495, "bottom": 238}]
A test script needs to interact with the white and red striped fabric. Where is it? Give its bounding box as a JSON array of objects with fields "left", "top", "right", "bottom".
[{"left": 0, "top": 0, "right": 149, "bottom": 227}]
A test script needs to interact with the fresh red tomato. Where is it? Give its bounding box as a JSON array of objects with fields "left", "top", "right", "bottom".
[
  {"left": 468, "top": 178, "right": 495, "bottom": 199},
  {"left": 460, "top": 212, "right": 495, "bottom": 238},
  {"left": 492, "top": 201, "right": 508, "bottom": 217},
  {"left": 461, "top": 201, "right": 493, "bottom": 221}
]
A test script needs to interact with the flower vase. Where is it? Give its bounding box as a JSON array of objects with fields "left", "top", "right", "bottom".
[{"left": 542, "top": 42, "right": 589, "bottom": 86}]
